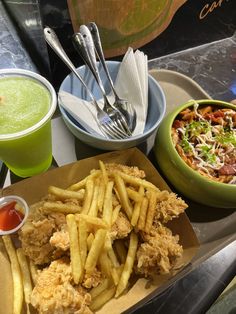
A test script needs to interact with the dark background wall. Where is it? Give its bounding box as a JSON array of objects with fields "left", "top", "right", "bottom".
[{"left": 2, "top": 0, "right": 236, "bottom": 89}]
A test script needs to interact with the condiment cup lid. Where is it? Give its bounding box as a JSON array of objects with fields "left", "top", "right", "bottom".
[{"left": 0, "top": 195, "right": 29, "bottom": 235}]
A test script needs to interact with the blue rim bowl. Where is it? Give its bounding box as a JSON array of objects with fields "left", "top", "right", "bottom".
[{"left": 58, "top": 61, "right": 166, "bottom": 150}]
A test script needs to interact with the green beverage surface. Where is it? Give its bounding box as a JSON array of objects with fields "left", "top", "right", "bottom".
[{"left": 0, "top": 76, "right": 51, "bottom": 135}]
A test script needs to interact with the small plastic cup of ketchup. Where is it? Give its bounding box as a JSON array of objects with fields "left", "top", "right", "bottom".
[{"left": 0, "top": 195, "right": 29, "bottom": 235}]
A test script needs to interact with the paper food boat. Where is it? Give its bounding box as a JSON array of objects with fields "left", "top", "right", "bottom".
[{"left": 0, "top": 148, "right": 199, "bottom": 314}]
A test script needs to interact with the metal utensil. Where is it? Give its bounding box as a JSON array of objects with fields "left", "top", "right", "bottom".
[
  {"left": 43, "top": 27, "right": 129, "bottom": 140},
  {"left": 72, "top": 32, "right": 131, "bottom": 137},
  {"left": 76, "top": 25, "right": 132, "bottom": 136},
  {"left": 88, "top": 22, "right": 137, "bottom": 132}
]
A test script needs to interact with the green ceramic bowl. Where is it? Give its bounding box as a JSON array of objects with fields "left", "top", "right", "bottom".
[{"left": 154, "top": 99, "right": 236, "bottom": 208}]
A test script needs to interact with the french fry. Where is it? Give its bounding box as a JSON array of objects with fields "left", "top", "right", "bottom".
[
  {"left": 2, "top": 235, "right": 23, "bottom": 314},
  {"left": 98, "top": 250, "right": 112, "bottom": 277},
  {"left": 29, "top": 259, "right": 38, "bottom": 285},
  {"left": 16, "top": 248, "right": 32, "bottom": 306},
  {"left": 111, "top": 268, "right": 120, "bottom": 286},
  {"left": 76, "top": 214, "right": 108, "bottom": 230},
  {"left": 111, "top": 265, "right": 124, "bottom": 286},
  {"left": 103, "top": 233, "right": 111, "bottom": 252},
  {"left": 90, "top": 278, "right": 111, "bottom": 299},
  {"left": 97, "top": 178, "right": 106, "bottom": 212},
  {"left": 99, "top": 160, "right": 108, "bottom": 185},
  {"left": 78, "top": 218, "right": 88, "bottom": 268},
  {"left": 90, "top": 286, "right": 116, "bottom": 312},
  {"left": 126, "top": 187, "right": 143, "bottom": 202},
  {"left": 68, "top": 170, "right": 101, "bottom": 191},
  {"left": 117, "top": 171, "right": 159, "bottom": 191},
  {"left": 137, "top": 197, "right": 149, "bottom": 230},
  {"left": 113, "top": 186, "right": 121, "bottom": 203},
  {"left": 88, "top": 181, "right": 99, "bottom": 217},
  {"left": 115, "top": 232, "right": 138, "bottom": 297},
  {"left": 48, "top": 185, "right": 84, "bottom": 200},
  {"left": 66, "top": 214, "right": 82, "bottom": 284},
  {"left": 107, "top": 240, "right": 120, "bottom": 267},
  {"left": 111, "top": 204, "right": 121, "bottom": 225},
  {"left": 82, "top": 178, "right": 94, "bottom": 214},
  {"left": 114, "top": 240, "right": 127, "bottom": 264},
  {"left": 87, "top": 233, "right": 94, "bottom": 250},
  {"left": 114, "top": 174, "right": 133, "bottom": 220},
  {"left": 68, "top": 177, "right": 87, "bottom": 191},
  {"left": 102, "top": 181, "right": 114, "bottom": 225},
  {"left": 85, "top": 229, "right": 107, "bottom": 274},
  {"left": 43, "top": 201, "right": 81, "bottom": 214},
  {"left": 145, "top": 189, "right": 158, "bottom": 233},
  {"left": 131, "top": 185, "right": 145, "bottom": 226}
]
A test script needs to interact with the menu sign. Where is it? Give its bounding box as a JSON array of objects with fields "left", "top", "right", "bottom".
[
  {"left": 199, "top": 0, "right": 232, "bottom": 19},
  {"left": 67, "top": 0, "right": 188, "bottom": 57}
]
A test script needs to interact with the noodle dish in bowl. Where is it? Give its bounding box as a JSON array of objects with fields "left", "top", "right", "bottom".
[
  {"left": 154, "top": 99, "right": 236, "bottom": 208},
  {"left": 172, "top": 101, "right": 236, "bottom": 184}
]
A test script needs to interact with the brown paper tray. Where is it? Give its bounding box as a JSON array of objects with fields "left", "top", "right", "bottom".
[
  {"left": 150, "top": 68, "right": 236, "bottom": 265},
  {"left": 0, "top": 148, "right": 199, "bottom": 314}
]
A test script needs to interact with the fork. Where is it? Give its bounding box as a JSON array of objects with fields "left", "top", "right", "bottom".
[
  {"left": 75, "top": 25, "right": 132, "bottom": 136},
  {"left": 43, "top": 27, "right": 128, "bottom": 140},
  {"left": 88, "top": 22, "right": 137, "bottom": 132}
]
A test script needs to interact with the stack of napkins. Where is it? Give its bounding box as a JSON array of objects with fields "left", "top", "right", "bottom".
[{"left": 59, "top": 47, "right": 148, "bottom": 137}]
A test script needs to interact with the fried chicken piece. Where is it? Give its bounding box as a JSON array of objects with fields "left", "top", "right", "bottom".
[
  {"left": 105, "top": 163, "right": 146, "bottom": 178},
  {"left": 50, "top": 229, "right": 70, "bottom": 251},
  {"left": 50, "top": 212, "right": 67, "bottom": 228},
  {"left": 153, "top": 192, "right": 188, "bottom": 224},
  {"left": 135, "top": 224, "right": 183, "bottom": 277},
  {"left": 19, "top": 204, "right": 68, "bottom": 265},
  {"left": 64, "top": 198, "right": 83, "bottom": 207},
  {"left": 19, "top": 217, "right": 55, "bottom": 265},
  {"left": 82, "top": 268, "right": 103, "bottom": 289},
  {"left": 110, "top": 212, "right": 132, "bottom": 240},
  {"left": 31, "top": 258, "right": 92, "bottom": 314}
]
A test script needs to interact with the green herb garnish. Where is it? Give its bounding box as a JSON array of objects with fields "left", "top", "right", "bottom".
[
  {"left": 216, "top": 131, "right": 236, "bottom": 147},
  {"left": 180, "top": 137, "right": 192, "bottom": 153},
  {"left": 185, "top": 120, "right": 211, "bottom": 138},
  {"left": 200, "top": 145, "right": 217, "bottom": 164}
]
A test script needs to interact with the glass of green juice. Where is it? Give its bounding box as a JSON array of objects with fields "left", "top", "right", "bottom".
[{"left": 0, "top": 69, "right": 57, "bottom": 178}]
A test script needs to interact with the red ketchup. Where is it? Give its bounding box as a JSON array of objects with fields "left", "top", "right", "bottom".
[{"left": 0, "top": 201, "right": 24, "bottom": 231}]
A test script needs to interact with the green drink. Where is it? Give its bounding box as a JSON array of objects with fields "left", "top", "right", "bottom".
[{"left": 0, "top": 69, "right": 57, "bottom": 177}]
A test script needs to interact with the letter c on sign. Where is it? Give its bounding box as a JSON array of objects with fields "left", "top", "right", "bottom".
[{"left": 199, "top": 4, "right": 210, "bottom": 19}]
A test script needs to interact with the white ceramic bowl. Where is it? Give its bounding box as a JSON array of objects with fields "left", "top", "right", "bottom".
[{"left": 59, "top": 61, "right": 166, "bottom": 150}]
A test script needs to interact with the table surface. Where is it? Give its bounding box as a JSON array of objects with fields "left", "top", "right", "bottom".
[{"left": 0, "top": 1, "right": 236, "bottom": 313}]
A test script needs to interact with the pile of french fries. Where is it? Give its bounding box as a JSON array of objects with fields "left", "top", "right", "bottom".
[
  {"left": 2, "top": 235, "right": 32, "bottom": 314},
  {"left": 3, "top": 160, "right": 176, "bottom": 313}
]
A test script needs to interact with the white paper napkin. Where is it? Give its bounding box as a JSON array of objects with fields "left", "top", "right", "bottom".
[{"left": 59, "top": 48, "right": 148, "bottom": 137}]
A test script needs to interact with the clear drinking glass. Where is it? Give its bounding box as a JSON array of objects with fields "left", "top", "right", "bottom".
[{"left": 0, "top": 69, "right": 57, "bottom": 177}]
